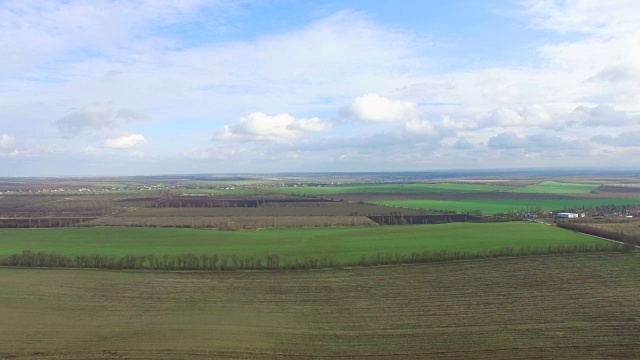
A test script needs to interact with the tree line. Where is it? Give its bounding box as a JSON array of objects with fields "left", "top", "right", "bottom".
[{"left": 0, "top": 243, "right": 630, "bottom": 271}]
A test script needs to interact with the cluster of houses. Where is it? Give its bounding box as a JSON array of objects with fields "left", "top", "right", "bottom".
[
  {"left": 519, "top": 206, "right": 640, "bottom": 220},
  {"left": 554, "top": 206, "right": 640, "bottom": 219}
]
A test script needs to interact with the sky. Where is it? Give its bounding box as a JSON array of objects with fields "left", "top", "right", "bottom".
[{"left": 1, "top": 0, "right": 639, "bottom": 176}]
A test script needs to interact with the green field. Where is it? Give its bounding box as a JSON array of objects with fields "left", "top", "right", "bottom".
[
  {"left": 179, "top": 188, "right": 265, "bottom": 195},
  {"left": 510, "top": 181, "right": 600, "bottom": 194},
  {"left": 0, "top": 222, "right": 610, "bottom": 263},
  {"left": 375, "top": 198, "right": 640, "bottom": 215},
  {"left": 269, "top": 182, "right": 511, "bottom": 195},
  {"left": 1, "top": 253, "right": 639, "bottom": 359}
]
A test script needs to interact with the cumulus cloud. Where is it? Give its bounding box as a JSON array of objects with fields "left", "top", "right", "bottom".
[
  {"left": 452, "top": 138, "right": 475, "bottom": 150},
  {"left": 588, "top": 64, "right": 640, "bottom": 83},
  {"left": 567, "top": 104, "right": 639, "bottom": 127},
  {"left": 213, "top": 112, "right": 331, "bottom": 143},
  {"left": 488, "top": 132, "right": 586, "bottom": 151},
  {"left": 1, "top": 143, "right": 61, "bottom": 158},
  {"left": 439, "top": 115, "right": 478, "bottom": 131},
  {"left": 54, "top": 105, "right": 115, "bottom": 138},
  {"left": 479, "top": 105, "right": 555, "bottom": 129},
  {"left": 287, "top": 117, "right": 332, "bottom": 132},
  {"left": 475, "top": 104, "right": 638, "bottom": 129},
  {"left": 403, "top": 119, "right": 455, "bottom": 140},
  {"left": 54, "top": 105, "right": 148, "bottom": 138},
  {"left": 404, "top": 120, "right": 436, "bottom": 136},
  {"left": 488, "top": 132, "right": 525, "bottom": 149},
  {"left": 103, "top": 134, "right": 147, "bottom": 149},
  {"left": 0, "top": 134, "right": 15, "bottom": 149},
  {"left": 341, "top": 94, "right": 419, "bottom": 122},
  {"left": 592, "top": 131, "right": 640, "bottom": 147}
]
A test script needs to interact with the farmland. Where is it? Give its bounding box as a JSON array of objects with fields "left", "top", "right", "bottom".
[
  {"left": 509, "top": 181, "right": 600, "bottom": 194},
  {"left": 1, "top": 253, "right": 639, "bottom": 359},
  {"left": 373, "top": 198, "right": 640, "bottom": 215},
  {"left": 270, "top": 182, "right": 514, "bottom": 195},
  {"left": 1, "top": 172, "right": 640, "bottom": 358},
  {"left": 0, "top": 222, "right": 614, "bottom": 268}
]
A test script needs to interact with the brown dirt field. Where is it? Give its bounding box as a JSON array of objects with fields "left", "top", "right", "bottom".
[
  {"left": 1, "top": 253, "right": 639, "bottom": 359},
  {"left": 579, "top": 220, "right": 640, "bottom": 238},
  {"left": 118, "top": 203, "right": 424, "bottom": 217}
]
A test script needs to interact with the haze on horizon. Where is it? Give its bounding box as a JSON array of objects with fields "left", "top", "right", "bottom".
[{"left": 1, "top": 0, "right": 639, "bottom": 177}]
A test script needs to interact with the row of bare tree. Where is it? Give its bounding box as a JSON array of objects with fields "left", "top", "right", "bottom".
[{"left": 1, "top": 243, "right": 629, "bottom": 271}]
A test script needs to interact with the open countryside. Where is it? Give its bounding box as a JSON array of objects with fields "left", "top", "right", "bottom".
[
  {"left": 4, "top": 1, "right": 640, "bottom": 358},
  {"left": 1, "top": 172, "right": 640, "bottom": 359}
]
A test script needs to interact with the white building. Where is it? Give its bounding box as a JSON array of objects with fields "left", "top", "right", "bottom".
[{"left": 556, "top": 212, "right": 580, "bottom": 218}]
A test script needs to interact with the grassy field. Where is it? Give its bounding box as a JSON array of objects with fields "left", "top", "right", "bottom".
[
  {"left": 78, "top": 215, "right": 378, "bottom": 230},
  {"left": 269, "top": 183, "right": 512, "bottom": 195},
  {"left": 375, "top": 198, "right": 640, "bottom": 215},
  {"left": 1, "top": 253, "right": 639, "bottom": 359},
  {"left": 0, "top": 222, "right": 611, "bottom": 263},
  {"left": 509, "top": 181, "right": 600, "bottom": 194}
]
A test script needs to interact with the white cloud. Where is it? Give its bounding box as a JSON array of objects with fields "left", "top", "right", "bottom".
[
  {"left": 0, "top": 143, "right": 61, "bottom": 158},
  {"left": 452, "top": 138, "right": 475, "bottom": 150},
  {"left": 54, "top": 105, "right": 148, "bottom": 138},
  {"left": 0, "top": 134, "right": 15, "bottom": 148},
  {"left": 3, "top": 1, "right": 640, "bottom": 174},
  {"left": 213, "top": 112, "right": 331, "bottom": 143},
  {"left": 588, "top": 64, "right": 640, "bottom": 83},
  {"left": 488, "top": 132, "right": 587, "bottom": 151},
  {"left": 287, "top": 117, "right": 332, "bottom": 132},
  {"left": 475, "top": 105, "right": 556, "bottom": 129},
  {"left": 103, "top": 133, "right": 147, "bottom": 149},
  {"left": 592, "top": 131, "right": 640, "bottom": 147},
  {"left": 524, "top": 0, "right": 640, "bottom": 36},
  {"left": 475, "top": 104, "right": 638, "bottom": 129},
  {"left": 567, "top": 104, "right": 639, "bottom": 127},
  {"left": 0, "top": 0, "right": 229, "bottom": 75},
  {"left": 404, "top": 120, "right": 437, "bottom": 137},
  {"left": 341, "top": 93, "right": 419, "bottom": 122},
  {"left": 54, "top": 105, "right": 115, "bottom": 137}
]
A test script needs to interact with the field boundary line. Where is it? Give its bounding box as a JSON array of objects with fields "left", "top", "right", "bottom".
[{"left": 568, "top": 229, "right": 640, "bottom": 249}]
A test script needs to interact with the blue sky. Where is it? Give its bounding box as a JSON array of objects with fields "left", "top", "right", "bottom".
[{"left": 1, "top": 0, "right": 639, "bottom": 176}]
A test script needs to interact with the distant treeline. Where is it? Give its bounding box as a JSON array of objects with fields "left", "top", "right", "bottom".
[
  {"left": 367, "top": 214, "right": 483, "bottom": 225},
  {"left": 151, "top": 196, "right": 336, "bottom": 208},
  {"left": 0, "top": 243, "right": 630, "bottom": 271},
  {"left": 556, "top": 222, "right": 640, "bottom": 246},
  {"left": 0, "top": 217, "right": 97, "bottom": 228}
]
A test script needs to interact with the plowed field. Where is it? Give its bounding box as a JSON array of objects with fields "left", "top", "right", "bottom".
[{"left": 1, "top": 253, "right": 639, "bottom": 359}]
